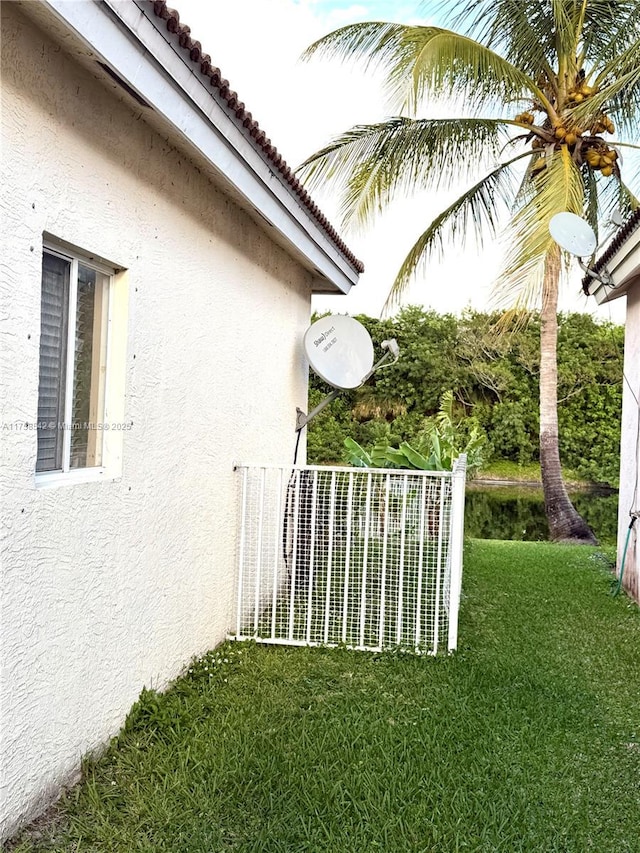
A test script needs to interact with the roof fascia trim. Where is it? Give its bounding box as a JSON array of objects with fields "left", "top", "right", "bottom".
[
  {"left": 41, "top": 0, "right": 357, "bottom": 294},
  {"left": 589, "top": 227, "right": 640, "bottom": 304}
]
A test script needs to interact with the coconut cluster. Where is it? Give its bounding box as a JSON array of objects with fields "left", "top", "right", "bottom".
[
  {"left": 566, "top": 82, "right": 594, "bottom": 104},
  {"left": 584, "top": 143, "right": 618, "bottom": 176},
  {"left": 516, "top": 79, "right": 619, "bottom": 180}
]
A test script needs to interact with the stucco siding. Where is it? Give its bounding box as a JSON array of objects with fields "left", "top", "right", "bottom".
[
  {"left": 1, "top": 5, "right": 313, "bottom": 838},
  {"left": 617, "top": 284, "right": 640, "bottom": 602}
]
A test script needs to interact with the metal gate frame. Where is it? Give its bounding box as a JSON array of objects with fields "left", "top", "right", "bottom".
[{"left": 231, "top": 457, "right": 466, "bottom": 654}]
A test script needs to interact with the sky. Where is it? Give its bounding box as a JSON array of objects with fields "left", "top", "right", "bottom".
[{"left": 175, "top": 0, "right": 624, "bottom": 323}]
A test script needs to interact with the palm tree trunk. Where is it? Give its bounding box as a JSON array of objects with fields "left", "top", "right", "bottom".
[{"left": 539, "top": 247, "right": 597, "bottom": 544}]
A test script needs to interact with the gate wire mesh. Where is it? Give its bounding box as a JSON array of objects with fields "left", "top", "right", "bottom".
[{"left": 232, "top": 462, "right": 466, "bottom": 654}]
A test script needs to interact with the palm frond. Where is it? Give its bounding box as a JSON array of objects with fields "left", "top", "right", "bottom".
[
  {"left": 611, "top": 142, "right": 640, "bottom": 152},
  {"left": 451, "top": 0, "right": 555, "bottom": 61},
  {"left": 582, "top": 163, "right": 600, "bottom": 239},
  {"left": 493, "top": 146, "right": 584, "bottom": 309},
  {"left": 297, "top": 117, "right": 511, "bottom": 229},
  {"left": 446, "top": 0, "right": 557, "bottom": 82},
  {"left": 581, "top": 38, "right": 640, "bottom": 134},
  {"left": 403, "top": 29, "right": 543, "bottom": 115},
  {"left": 352, "top": 386, "right": 407, "bottom": 421},
  {"left": 551, "top": 0, "right": 578, "bottom": 60},
  {"left": 580, "top": 1, "right": 640, "bottom": 65},
  {"left": 303, "top": 22, "right": 412, "bottom": 69},
  {"left": 303, "top": 22, "right": 542, "bottom": 115},
  {"left": 600, "top": 177, "right": 640, "bottom": 221},
  {"left": 451, "top": 0, "right": 640, "bottom": 90},
  {"left": 620, "top": 182, "right": 640, "bottom": 210},
  {"left": 384, "top": 151, "right": 531, "bottom": 309}
]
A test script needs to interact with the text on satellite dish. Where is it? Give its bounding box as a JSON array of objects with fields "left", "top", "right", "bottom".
[{"left": 313, "top": 326, "right": 336, "bottom": 348}]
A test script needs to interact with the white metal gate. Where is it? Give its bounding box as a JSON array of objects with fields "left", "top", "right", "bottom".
[{"left": 232, "top": 458, "right": 466, "bottom": 654}]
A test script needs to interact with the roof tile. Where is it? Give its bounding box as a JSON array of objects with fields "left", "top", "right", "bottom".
[
  {"left": 585, "top": 208, "right": 640, "bottom": 291},
  {"left": 149, "top": 0, "right": 364, "bottom": 274}
]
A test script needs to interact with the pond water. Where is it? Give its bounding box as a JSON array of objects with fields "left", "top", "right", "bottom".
[{"left": 465, "top": 484, "right": 618, "bottom": 545}]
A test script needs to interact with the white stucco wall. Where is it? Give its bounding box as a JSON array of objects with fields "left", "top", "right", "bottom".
[
  {"left": 1, "top": 6, "right": 315, "bottom": 838},
  {"left": 617, "top": 284, "right": 640, "bottom": 602}
]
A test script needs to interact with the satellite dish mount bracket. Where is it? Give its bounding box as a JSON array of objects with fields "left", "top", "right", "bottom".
[
  {"left": 577, "top": 257, "right": 614, "bottom": 294},
  {"left": 295, "top": 339, "right": 400, "bottom": 432}
]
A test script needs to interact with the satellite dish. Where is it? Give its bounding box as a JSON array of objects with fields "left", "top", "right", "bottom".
[
  {"left": 549, "top": 212, "right": 597, "bottom": 257},
  {"left": 303, "top": 315, "right": 374, "bottom": 390}
]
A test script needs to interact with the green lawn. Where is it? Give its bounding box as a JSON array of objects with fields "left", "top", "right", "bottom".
[
  {"left": 11, "top": 541, "right": 640, "bottom": 853},
  {"left": 476, "top": 460, "right": 591, "bottom": 486}
]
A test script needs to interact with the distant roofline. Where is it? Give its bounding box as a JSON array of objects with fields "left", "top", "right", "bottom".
[{"left": 586, "top": 207, "right": 640, "bottom": 286}]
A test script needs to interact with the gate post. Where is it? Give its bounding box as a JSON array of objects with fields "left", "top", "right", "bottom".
[{"left": 447, "top": 454, "right": 467, "bottom": 652}]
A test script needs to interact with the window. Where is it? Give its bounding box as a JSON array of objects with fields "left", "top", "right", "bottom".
[{"left": 37, "top": 246, "right": 112, "bottom": 477}]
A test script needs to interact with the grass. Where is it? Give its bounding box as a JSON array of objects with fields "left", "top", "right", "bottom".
[
  {"left": 477, "top": 460, "right": 592, "bottom": 487},
  {"left": 11, "top": 541, "right": 640, "bottom": 853}
]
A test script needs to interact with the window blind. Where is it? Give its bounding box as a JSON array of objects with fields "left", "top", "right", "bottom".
[{"left": 36, "top": 253, "right": 70, "bottom": 472}]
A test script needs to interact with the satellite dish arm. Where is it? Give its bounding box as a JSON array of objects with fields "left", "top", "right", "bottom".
[
  {"left": 296, "top": 390, "right": 340, "bottom": 432},
  {"left": 295, "top": 338, "right": 400, "bottom": 432},
  {"left": 577, "top": 257, "right": 613, "bottom": 295},
  {"left": 360, "top": 339, "right": 400, "bottom": 383}
]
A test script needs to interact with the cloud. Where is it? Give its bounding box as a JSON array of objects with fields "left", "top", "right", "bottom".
[{"left": 321, "top": 5, "right": 369, "bottom": 26}]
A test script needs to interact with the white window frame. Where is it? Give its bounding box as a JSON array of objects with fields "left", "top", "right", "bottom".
[{"left": 36, "top": 240, "right": 126, "bottom": 489}]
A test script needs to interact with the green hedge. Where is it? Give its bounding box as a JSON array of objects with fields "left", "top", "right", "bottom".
[{"left": 307, "top": 308, "right": 623, "bottom": 486}]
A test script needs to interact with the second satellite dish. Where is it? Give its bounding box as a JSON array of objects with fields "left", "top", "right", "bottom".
[
  {"left": 549, "top": 212, "right": 597, "bottom": 257},
  {"left": 303, "top": 315, "right": 374, "bottom": 390}
]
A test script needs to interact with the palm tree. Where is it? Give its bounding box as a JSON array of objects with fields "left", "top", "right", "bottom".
[{"left": 298, "top": 0, "right": 640, "bottom": 543}]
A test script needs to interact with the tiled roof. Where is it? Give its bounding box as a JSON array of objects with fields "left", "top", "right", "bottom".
[
  {"left": 150, "top": 1, "right": 365, "bottom": 274},
  {"left": 585, "top": 207, "right": 640, "bottom": 289}
]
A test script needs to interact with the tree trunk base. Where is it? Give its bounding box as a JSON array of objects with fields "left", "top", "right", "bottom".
[
  {"left": 541, "top": 439, "right": 598, "bottom": 545},
  {"left": 553, "top": 535, "right": 599, "bottom": 546}
]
